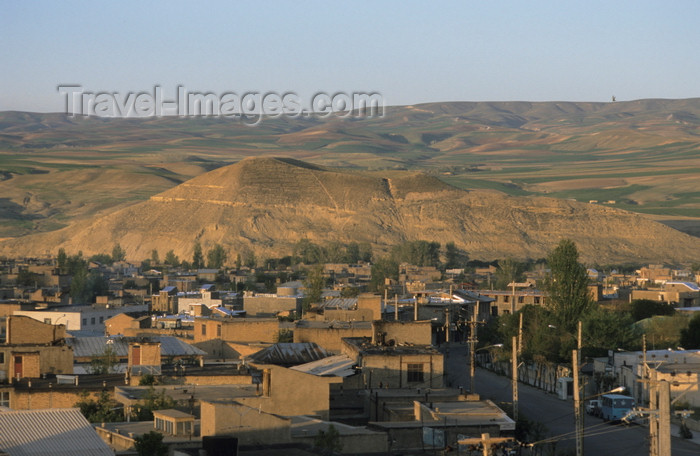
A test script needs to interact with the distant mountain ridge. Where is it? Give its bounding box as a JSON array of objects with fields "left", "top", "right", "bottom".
[{"left": 1, "top": 157, "right": 698, "bottom": 264}]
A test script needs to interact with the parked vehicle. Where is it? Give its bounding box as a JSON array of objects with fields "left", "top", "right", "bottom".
[
  {"left": 586, "top": 399, "right": 601, "bottom": 416},
  {"left": 600, "top": 394, "right": 635, "bottom": 422}
]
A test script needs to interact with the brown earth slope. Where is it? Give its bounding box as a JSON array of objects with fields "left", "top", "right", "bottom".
[{"left": 1, "top": 157, "right": 698, "bottom": 264}]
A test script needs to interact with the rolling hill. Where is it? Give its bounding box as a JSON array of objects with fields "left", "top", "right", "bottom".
[
  {"left": 0, "top": 157, "right": 698, "bottom": 264},
  {"left": 1, "top": 98, "right": 700, "bottom": 248}
]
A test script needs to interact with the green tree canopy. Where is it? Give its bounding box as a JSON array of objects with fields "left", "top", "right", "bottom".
[
  {"left": 303, "top": 265, "right": 326, "bottom": 312},
  {"left": 390, "top": 240, "right": 441, "bottom": 267},
  {"left": 630, "top": 299, "right": 675, "bottom": 321},
  {"left": 544, "top": 239, "right": 595, "bottom": 332},
  {"left": 192, "top": 242, "right": 204, "bottom": 269},
  {"left": 111, "top": 243, "right": 126, "bottom": 262},
  {"left": 150, "top": 249, "right": 160, "bottom": 265},
  {"left": 164, "top": 250, "right": 179, "bottom": 267},
  {"left": 680, "top": 313, "right": 700, "bottom": 349},
  {"left": 494, "top": 258, "right": 527, "bottom": 290},
  {"left": 134, "top": 431, "right": 168, "bottom": 456},
  {"left": 74, "top": 391, "right": 122, "bottom": 423},
  {"left": 206, "top": 243, "right": 228, "bottom": 269},
  {"left": 370, "top": 257, "right": 399, "bottom": 293}
]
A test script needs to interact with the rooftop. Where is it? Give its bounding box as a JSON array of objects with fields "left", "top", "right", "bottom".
[{"left": 0, "top": 408, "right": 114, "bottom": 456}]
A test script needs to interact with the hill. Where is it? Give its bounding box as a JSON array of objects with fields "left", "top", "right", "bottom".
[
  {"left": 1, "top": 157, "right": 698, "bottom": 264},
  {"left": 1, "top": 98, "right": 700, "bottom": 240}
]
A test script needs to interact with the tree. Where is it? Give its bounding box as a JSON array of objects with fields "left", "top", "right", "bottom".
[
  {"left": 243, "top": 250, "right": 257, "bottom": 268},
  {"left": 192, "top": 242, "right": 204, "bottom": 269},
  {"left": 314, "top": 424, "right": 343, "bottom": 454},
  {"left": 630, "top": 299, "right": 675, "bottom": 321},
  {"left": 112, "top": 243, "right": 126, "bottom": 262},
  {"left": 293, "top": 239, "right": 324, "bottom": 264},
  {"left": 164, "top": 250, "right": 179, "bottom": 267},
  {"left": 544, "top": 239, "right": 595, "bottom": 332},
  {"left": 303, "top": 265, "right": 325, "bottom": 312},
  {"left": 680, "top": 313, "right": 700, "bottom": 349},
  {"left": 390, "top": 240, "right": 440, "bottom": 267},
  {"left": 57, "top": 248, "right": 67, "bottom": 273},
  {"left": 89, "top": 346, "right": 118, "bottom": 374},
  {"left": 74, "top": 390, "right": 122, "bottom": 423},
  {"left": 582, "top": 308, "right": 639, "bottom": 357},
  {"left": 133, "top": 386, "right": 176, "bottom": 421},
  {"left": 206, "top": 243, "right": 227, "bottom": 269},
  {"left": 134, "top": 431, "right": 168, "bottom": 456},
  {"left": 494, "top": 258, "right": 526, "bottom": 290},
  {"left": 444, "top": 242, "right": 466, "bottom": 269},
  {"left": 370, "top": 257, "right": 398, "bottom": 293},
  {"left": 150, "top": 249, "right": 160, "bottom": 265}
]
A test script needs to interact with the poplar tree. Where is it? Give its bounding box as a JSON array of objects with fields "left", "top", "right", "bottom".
[{"left": 545, "top": 239, "right": 595, "bottom": 332}]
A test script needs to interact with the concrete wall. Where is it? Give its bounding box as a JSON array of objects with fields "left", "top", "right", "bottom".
[
  {"left": 195, "top": 318, "right": 278, "bottom": 344},
  {"left": 237, "top": 364, "right": 342, "bottom": 420},
  {"left": 6, "top": 315, "right": 65, "bottom": 344},
  {"left": 201, "top": 400, "right": 292, "bottom": 445},
  {"left": 324, "top": 309, "right": 374, "bottom": 322},
  {"left": 1, "top": 345, "right": 73, "bottom": 379},
  {"left": 357, "top": 294, "right": 382, "bottom": 320},
  {"left": 105, "top": 314, "right": 149, "bottom": 336},
  {"left": 3, "top": 387, "right": 101, "bottom": 410},
  {"left": 358, "top": 352, "right": 444, "bottom": 389},
  {"left": 294, "top": 326, "right": 372, "bottom": 353},
  {"left": 373, "top": 321, "right": 433, "bottom": 346},
  {"left": 128, "top": 342, "right": 161, "bottom": 367},
  {"left": 243, "top": 295, "right": 300, "bottom": 317}
]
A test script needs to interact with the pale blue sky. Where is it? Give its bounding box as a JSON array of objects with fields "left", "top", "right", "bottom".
[{"left": 1, "top": 0, "right": 699, "bottom": 112}]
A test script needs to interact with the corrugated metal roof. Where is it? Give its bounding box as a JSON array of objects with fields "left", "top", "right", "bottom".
[
  {"left": 67, "top": 336, "right": 205, "bottom": 358},
  {"left": 290, "top": 354, "right": 357, "bottom": 377},
  {"left": 247, "top": 342, "right": 330, "bottom": 366},
  {"left": 320, "top": 298, "right": 357, "bottom": 310},
  {"left": 0, "top": 408, "right": 114, "bottom": 456}
]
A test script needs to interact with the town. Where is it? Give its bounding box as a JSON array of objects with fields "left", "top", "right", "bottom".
[{"left": 1, "top": 239, "right": 699, "bottom": 455}]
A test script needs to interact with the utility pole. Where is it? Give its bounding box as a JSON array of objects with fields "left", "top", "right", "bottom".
[
  {"left": 394, "top": 294, "right": 398, "bottom": 321},
  {"left": 468, "top": 311, "right": 478, "bottom": 394},
  {"left": 649, "top": 369, "right": 658, "bottom": 456},
  {"left": 518, "top": 312, "right": 523, "bottom": 357},
  {"left": 512, "top": 336, "right": 518, "bottom": 422},
  {"left": 413, "top": 295, "right": 418, "bottom": 321},
  {"left": 658, "top": 380, "right": 671, "bottom": 456},
  {"left": 445, "top": 308, "right": 450, "bottom": 343},
  {"left": 643, "top": 334, "right": 659, "bottom": 456},
  {"left": 573, "top": 349, "right": 583, "bottom": 456}
]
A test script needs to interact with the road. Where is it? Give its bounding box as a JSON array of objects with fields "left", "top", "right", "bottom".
[{"left": 443, "top": 344, "right": 699, "bottom": 456}]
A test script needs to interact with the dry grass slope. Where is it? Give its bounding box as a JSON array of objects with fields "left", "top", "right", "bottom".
[{"left": 1, "top": 157, "right": 698, "bottom": 264}]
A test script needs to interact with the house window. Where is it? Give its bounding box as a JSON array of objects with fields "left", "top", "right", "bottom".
[
  {"left": 407, "top": 363, "right": 424, "bottom": 383},
  {"left": 82, "top": 318, "right": 87, "bottom": 326},
  {"left": 518, "top": 296, "right": 524, "bottom": 303},
  {"left": 534, "top": 297, "right": 541, "bottom": 304},
  {"left": 0, "top": 391, "right": 9, "bottom": 407},
  {"left": 91, "top": 317, "right": 96, "bottom": 325},
  {"left": 0, "top": 353, "right": 4, "bottom": 364},
  {"left": 99, "top": 316, "right": 104, "bottom": 323},
  {"left": 201, "top": 324, "right": 207, "bottom": 336},
  {"left": 217, "top": 325, "right": 221, "bottom": 337},
  {"left": 504, "top": 296, "right": 509, "bottom": 303}
]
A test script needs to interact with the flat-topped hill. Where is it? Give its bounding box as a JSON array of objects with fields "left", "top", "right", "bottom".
[{"left": 1, "top": 157, "right": 698, "bottom": 264}]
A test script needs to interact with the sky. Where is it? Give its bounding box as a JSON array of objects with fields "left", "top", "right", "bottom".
[{"left": 1, "top": 0, "right": 700, "bottom": 112}]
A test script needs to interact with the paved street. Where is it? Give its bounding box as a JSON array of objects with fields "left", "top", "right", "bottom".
[{"left": 443, "top": 344, "right": 700, "bottom": 455}]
